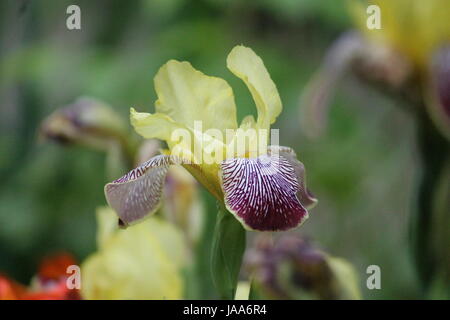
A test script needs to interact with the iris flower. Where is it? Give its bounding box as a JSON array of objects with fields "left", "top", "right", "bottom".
[
  {"left": 302, "top": 0, "right": 450, "bottom": 139},
  {"left": 351, "top": 0, "right": 450, "bottom": 138},
  {"left": 105, "top": 46, "right": 317, "bottom": 231},
  {"left": 350, "top": 0, "right": 450, "bottom": 70}
]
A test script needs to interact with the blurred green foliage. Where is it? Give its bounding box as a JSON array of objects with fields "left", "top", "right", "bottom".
[{"left": 0, "top": 0, "right": 421, "bottom": 298}]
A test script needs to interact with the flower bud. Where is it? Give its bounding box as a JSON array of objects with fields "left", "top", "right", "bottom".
[
  {"left": 40, "top": 97, "right": 128, "bottom": 149},
  {"left": 246, "top": 235, "right": 361, "bottom": 300}
]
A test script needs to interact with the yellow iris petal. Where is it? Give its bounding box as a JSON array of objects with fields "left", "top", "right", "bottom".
[
  {"left": 227, "top": 45, "right": 282, "bottom": 130},
  {"left": 226, "top": 114, "right": 266, "bottom": 158},
  {"left": 239, "top": 115, "right": 257, "bottom": 130},
  {"left": 81, "top": 207, "right": 185, "bottom": 300},
  {"left": 96, "top": 206, "right": 119, "bottom": 249},
  {"left": 154, "top": 59, "right": 238, "bottom": 133},
  {"left": 130, "top": 108, "right": 225, "bottom": 199},
  {"left": 130, "top": 108, "right": 197, "bottom": 161},
  {"left": 349, "top": 0, "right": 450, "bottom": 69},
  {"left": 130, "top": 108, "right": 184, "bottom": 146}
]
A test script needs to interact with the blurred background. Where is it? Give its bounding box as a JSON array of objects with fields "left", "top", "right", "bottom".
[{"left": 0, "top": 0, "right": 424, "bottom": 299}]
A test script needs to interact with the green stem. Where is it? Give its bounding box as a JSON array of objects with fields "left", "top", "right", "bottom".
[
  {"left": 192, "top": 190, "right": 218, "bottom": 299},
  {"left": 411, "top": 111, "right": 450, "bottom": 295},
  {"left": 248, "top": 279, "right": 264, "bottom": 300},
  {"left": 210, "top": 203, "right": 246, "bottom": 299}
]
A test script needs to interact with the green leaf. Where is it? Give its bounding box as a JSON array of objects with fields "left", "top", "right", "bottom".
[{"left": 210, "top": 202, "right": 246, "bottom": 299}]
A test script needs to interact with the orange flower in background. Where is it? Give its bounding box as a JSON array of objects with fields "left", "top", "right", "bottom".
[
  {"left": 38, "top": 253, "right": 77, "bottom": 282},
  {"left": 0, "top": 276, "right": 26, "bottom": 300},
  {"left": 0, "top": 253, "right": 80, "bottom": 300}
]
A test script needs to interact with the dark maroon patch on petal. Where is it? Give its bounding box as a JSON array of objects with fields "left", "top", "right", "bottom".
[{"left": 220, "top": 155, "right": 308, "bottom": 231}]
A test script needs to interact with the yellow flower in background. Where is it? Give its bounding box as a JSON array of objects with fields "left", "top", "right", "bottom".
[
  {"left": 105, "top": 45, "right": 317, "bottom": 232},
  {"left": 350, "top": 0, "right": 450, "bottom": 137},
  {"left": 349, "top": 0, "right": 450, "bottom": 70},
  {"left": 81, "top": 207, "right": 186, "bottom": 300},
  {"left": 302, "top": 0, "right": 450, "bottom": 139}
]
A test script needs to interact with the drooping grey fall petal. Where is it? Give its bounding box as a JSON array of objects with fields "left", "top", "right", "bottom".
[{"left": 104, "top": 155, "right": 181, "bottom": 227}]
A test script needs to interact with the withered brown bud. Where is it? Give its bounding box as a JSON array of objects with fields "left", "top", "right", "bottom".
[{"left": 246, "top": 235, "right": 361, "bottom": 300}]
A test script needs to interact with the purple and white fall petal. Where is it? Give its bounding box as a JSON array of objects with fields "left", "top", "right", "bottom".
[{"left": 220, "top": 154, "right": 309, "bottom": 231}]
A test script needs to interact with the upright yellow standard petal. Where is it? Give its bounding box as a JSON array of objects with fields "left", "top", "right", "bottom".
[
  {"left": 154, "top": 60, "right": 238, "bottom": 133},
  {"left": 81, "top": 207, "right": 185, "bottom": 300},
  {"left": 130, "top": 108, "right": 186, "bottom": 145},
  {"left": 130, "top": 108, "right": 196, "bottom": 161},
  {"left": 227, "top": 45, "right": 282, "bottom": 130}
]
